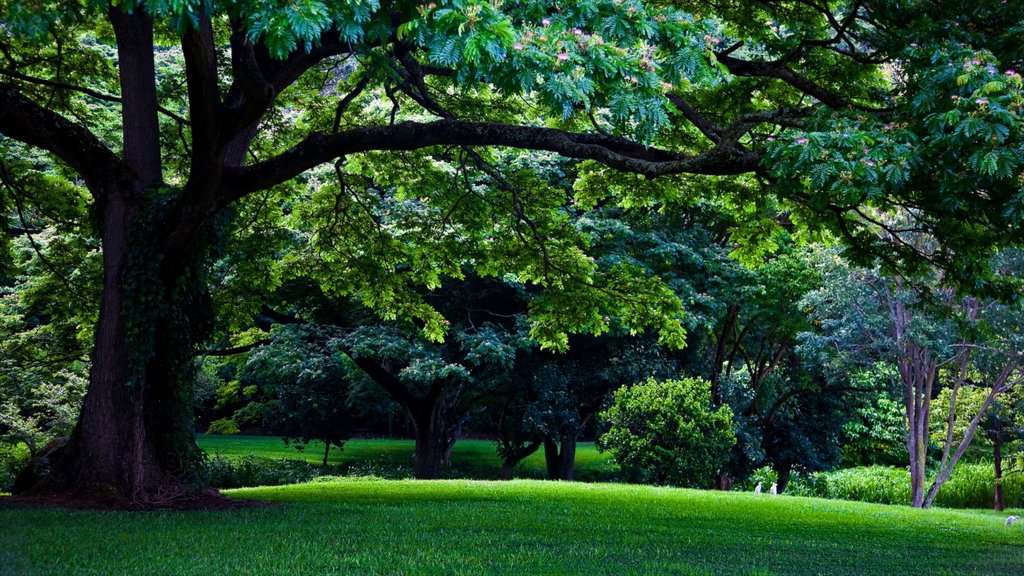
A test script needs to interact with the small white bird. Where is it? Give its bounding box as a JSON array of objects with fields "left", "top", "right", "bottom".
[
  {"left": 754, "top": 482, "right": 762, "bottom": 495},
  {"left": 770, "top": 482, "right": 778, "bottom": 496},
  {"left": 1007, "top": 515, "right": 1021, "bottom": 527}
]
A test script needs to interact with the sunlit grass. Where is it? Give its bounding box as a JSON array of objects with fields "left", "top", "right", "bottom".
[
  {"left": 196, "top": 435, "right": 618, "bottom": 481},
  {"left": 2, "top": 479, "right": 1022, "bottom": 575}
]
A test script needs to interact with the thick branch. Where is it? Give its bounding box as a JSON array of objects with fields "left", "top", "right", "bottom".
[
  {"left": 222, "top": 120, "right": 760, "bottom": 203},
  {"left": 717, "top": 53, "right": 851, "bottom": 109},
  {"left": 180, "top": 14, "right": 222, "bottom": 173},
  {"left": 0, "top": 85, "right": 129, "bottom": 196},
  {"left": 110, "top": 8, "right": 162, "bottom": 187}
]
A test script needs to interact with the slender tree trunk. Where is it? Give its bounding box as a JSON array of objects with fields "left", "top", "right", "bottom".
[
  {"left": 560, "top": 436, "right": 576, "bottom": 481},
  {"left": 923, "top": 382, "right": 1001, "bottom": 508},
  {"left": 544, "top": 436, "right": 560, "bottom": 479},
  {"left": 994, "top": 432, "right": 1004, "bottom": 512},
  {"left": 323, "top": 441, "right": 331, "bottom": 467}
]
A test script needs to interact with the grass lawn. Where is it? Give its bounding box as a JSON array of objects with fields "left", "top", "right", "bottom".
[
  {"left": 197, "top": 435, "right": 619, "bottom": 481},
  {"left": 2, "top": 479, "right": 1022, "bottom": 575}
]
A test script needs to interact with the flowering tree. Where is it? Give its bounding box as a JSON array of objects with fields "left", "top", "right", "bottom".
[{"left": 1, "top": 0, "right": 1021, "bottom": 505}]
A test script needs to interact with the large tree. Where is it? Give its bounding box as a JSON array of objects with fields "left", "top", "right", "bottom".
[{"left": 1, "top": 1, "right": 1017, "bottom": 504}]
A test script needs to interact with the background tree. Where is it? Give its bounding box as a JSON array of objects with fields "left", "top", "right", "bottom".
[{"left": 237, "top": 325, "right": 354, "bottom": 466}]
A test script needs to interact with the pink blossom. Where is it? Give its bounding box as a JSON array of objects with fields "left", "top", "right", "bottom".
[
  {"left": 512, "top": 43, "right": 524, "bottom": 51},
  {"left": 557, "top": 52, "right": 569, "bottom": 61},
  {"left": 796, "top": 137, "right": 809, "bottom": 144},
  {"left": 975, "top": 98, "right": 989, "bottom": 105},
  {"left": 541, "top": 18, "right": 551, "bottom": 26},
  {"left": 1007, "top": 69, "right": 1017, "bottom": 75}
]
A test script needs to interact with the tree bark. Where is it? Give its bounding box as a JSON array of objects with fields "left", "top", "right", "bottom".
[
  {"left": 31, "top": 193, "right": 150, "bottom": 500},
  {"left": 994, "top": 431, "right": 1004, "bottom": 512},
  {"left": 543, "top": 435, "right": 577, "bottom": 480},
  {"left": 775, "top": 461, "right": 792, "bottom": 494},
  {"left": 409, "top": 397, "right": 445, "bottom": 480},
  {"left": 497, "top": 441, "right": 541, "bottom": 480},
  {"left": 560, "top": 436, "right": 577, "bottom": 481}
]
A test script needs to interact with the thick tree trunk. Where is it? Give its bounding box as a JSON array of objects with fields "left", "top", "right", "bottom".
[
  {"left": 409, "top": 398, "right": 446, "bottom": 480},
  {"left": 544, "top": 437, "right": 560, "bottom": 479},
  {"left": 21, "top": 189, "right": 210, "bottom": 503},
  {"left": 775, "top": 461, "right": 792, "bottom": 494},
  {"left": 31, "top": 196, "right": 155, "bottom": 500},
  {"left": 543, "top": 435, "right": 577, "bottom": 480},
  {"left": 994, "top": 432, "right": 1004, "bottom": 512}
]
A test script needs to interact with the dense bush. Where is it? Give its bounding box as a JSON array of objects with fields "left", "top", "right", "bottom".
[
  {"left": 788, "top": 464, "right": 1024, "bottom": 509},
  {"left": 202, "top": 454, "right": 322, "bottom": 488},
  {"left": 0, "top": 443, "right": 30, "bottom": 492},
  {"left": 599, "top": 377, "right": 735, "bottom": 487},
  {"left": 201, "top": 453, "right": 417, "bottom": 488}
]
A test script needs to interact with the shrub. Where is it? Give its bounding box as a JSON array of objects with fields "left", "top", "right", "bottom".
[
  {"left": 814, "top": 466, "right": 911, "bottom": 505},
  {"left": 932, "top": 463, "right": 1024, "bottom": 509},
  {"left": 206, "top": 418, "right": 240, "bottom": 435},
  {"left": 599, "top": 377, "right": 735, "bottom": 487},
  {"left": 737, "top": 465, "right": 778, "bottom": 492},
  {"left": 0, "top": 443, "right": 31, "bottom": 492},
  {"left": 788, "top": 464, "right": 1024, "bottom": 508},
  {"left": 202, "top": 454, "right": 321, "bottom": 488}
]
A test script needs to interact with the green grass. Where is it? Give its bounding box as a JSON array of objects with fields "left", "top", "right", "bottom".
[
  {"left": 2, "top": 479, "right": 1022, "bottom": 575},
  {"left": 197, "top": 435, "right": 618, "bottom": 481}
]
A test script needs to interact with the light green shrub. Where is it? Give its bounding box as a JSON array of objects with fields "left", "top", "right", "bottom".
[
  {"left": 599, "top": 377, "right": 735, "bottom": 487},
  {"left": 789, "top": 463, "right": 1024, "bottom": 508},
  {"left": 206, "top": 418, "right": 240, "bottom": 435}
]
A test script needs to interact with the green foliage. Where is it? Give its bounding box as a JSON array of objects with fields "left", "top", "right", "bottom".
[
  {"left": 765, "top": 34, "right": 1024, "bottom": 289},
  {"left": 808, "top": 465, "right": 913, "bottom": 506},
  {"left": 839, "top": 367, "right": 909, "bottom": 467},
  {"left": 0, "top": 442, "right": 30, "bottom": 492},
  {"left": 0, "top": 188, "right": 93, "bottom": 454},
  {"left": 238, "top": 325, "right": 354, "bottom": 458},
  {"left": 201, "top": 453, "right": 322, "bottom": 489},
  {"left": 792, "top": 464, "right": 1024, "bottom": 509},
  {"left": 599, "top": 377, "right": 735, "bottom": 487},
  {"left": 205, "top": 417, "right": 240, "bottom": 435}
]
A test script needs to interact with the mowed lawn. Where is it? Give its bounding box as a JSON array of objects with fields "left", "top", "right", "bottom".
[
  {"left": 2, "top": 479, "right": 1022, "bottom": 575},
  {"left": 197, "top": 434, "right": 619, "bottom": 480}
]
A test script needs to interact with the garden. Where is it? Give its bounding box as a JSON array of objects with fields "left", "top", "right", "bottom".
[{"left": 2, "top": 0, "right": 1024, "bottom": 574}]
